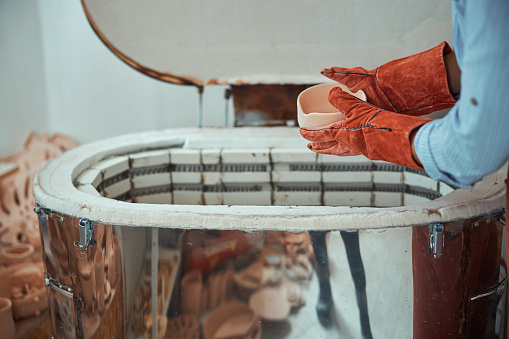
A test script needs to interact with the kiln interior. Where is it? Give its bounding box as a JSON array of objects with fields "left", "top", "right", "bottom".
[{"left": 74, "top": 147, "right": 455, "bottom": 208}]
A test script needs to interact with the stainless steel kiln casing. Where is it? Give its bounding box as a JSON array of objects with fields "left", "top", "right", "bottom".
[{"left": 33, "top": 128, "right": 507, "bottom": 338}]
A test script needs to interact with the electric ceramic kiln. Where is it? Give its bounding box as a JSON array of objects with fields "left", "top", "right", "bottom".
[{"left": 34, "top": 1, "right": 506, "bottom": 338}]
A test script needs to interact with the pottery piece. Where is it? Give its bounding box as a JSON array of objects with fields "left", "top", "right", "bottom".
[
  {"left": 249, "top": 287, "right": 291, "bottom": 322},
  {"left": 283, "top": 232, "right": 312, "bottom": 261},
  {"left": 0, "top": 163, "right": 18, "bottom": 179},
  {"left": 8, "top": 263, "right": 48, "bottom": 318},
  {"left": 206, "top": 268, "right": 235, "bottom": 311},
  {"left": 144, "top": 313, "right": 167, "bottom": 339},
  {"left": 180, "top": 269, "right": 203, "bottom": 315},
  {"left": 283, "top": 253, "right": 314, "bottom": 282},
  {"left": 0, "top": 243, "right": 34, "bottom": 266},
  {"left": 233, "top": 262, "right": 281, "bottom": 299},
  {"left": 259, "top": 246, "right": 283, "bottom": 268},
  {"left": 0, "top": 297, "right": 15, "bottom": 339},
  {"left": 203, "top": 300, "right": 261, "bottom": 339},
  {"left": 0, "top": 133, "right": 76, "bottom": 247},
  {"left": 278, "top": 280, "right": 305, "bottom": 308},
  {"left": 297, "top": 83, "right": 366, "bottom": 128},
  {"left": 165, "top": 315, "right": 200, "bottom": 339}
]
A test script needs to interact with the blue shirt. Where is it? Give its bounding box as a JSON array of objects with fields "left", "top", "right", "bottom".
[{"left": 414, "top": 0, "right": 509, "bottom": 188}]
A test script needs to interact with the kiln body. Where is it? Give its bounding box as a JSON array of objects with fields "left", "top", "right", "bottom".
[{"left": 34, "top": 127, "right": 506, "bottom": 338}]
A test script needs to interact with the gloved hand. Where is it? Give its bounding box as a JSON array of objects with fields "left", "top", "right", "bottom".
[
  {"left": 321, "top": 41, "right": 456, "bottom": 116},
  {"left": 300, "top": 87, "right": 432, "bottom": 170}
]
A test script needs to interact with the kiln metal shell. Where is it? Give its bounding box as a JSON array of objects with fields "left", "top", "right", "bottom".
[{"left": 33, "top": 127, "right": 506, "bottom": 338}]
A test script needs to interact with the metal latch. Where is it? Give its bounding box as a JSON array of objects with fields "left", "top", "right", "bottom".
[
  {"left": 470, "top": 277, "right": 507, "bottom": 301},
  {"left": 428, "top": 223, "right": 444, "bottom": 258},
  {"left": 77, "top": 218, "right": 95, "bottom": 250},
  {"left": 44, "top": 276, "right": 73, "bottom": 298}
]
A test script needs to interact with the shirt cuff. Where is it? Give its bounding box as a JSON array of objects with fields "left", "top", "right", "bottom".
[{"left": 414, "top": 121, "right": 473, "bottom": 188}]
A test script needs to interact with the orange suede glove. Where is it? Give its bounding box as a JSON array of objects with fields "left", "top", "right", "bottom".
[
  {"left": 321, "top": 41, "right": 456, "bottom": 116},
  {"left": 300, "top": 88, "right": 432, "bottom": 170}
]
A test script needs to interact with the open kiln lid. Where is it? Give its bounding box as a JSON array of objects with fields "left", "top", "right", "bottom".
[{"left": 81, "top": 0, "right": 452, "bottom": 86}]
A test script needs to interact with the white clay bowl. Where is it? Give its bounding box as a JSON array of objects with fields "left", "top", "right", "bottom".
[{"left": 297, "top": 83, "right": 366, "bottom": 128}]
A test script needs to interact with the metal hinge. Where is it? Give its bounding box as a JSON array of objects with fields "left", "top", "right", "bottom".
[
  {"left": 44, "top": 276, "right": 73, "bottom": 298},
  {"left": 76, "top": 218, "right": 96, "bottom": 250},
  {"left": 428, "top": 223, "right": 445, "bottom": 259}
]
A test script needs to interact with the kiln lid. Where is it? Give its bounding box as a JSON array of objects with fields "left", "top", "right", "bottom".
[{"left": 81, "top": 0, "right": 452, "bottom": 87}]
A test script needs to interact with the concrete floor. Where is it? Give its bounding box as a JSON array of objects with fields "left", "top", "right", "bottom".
[{"left": 262, "top": 227, "right": 413, "bottom": 339}]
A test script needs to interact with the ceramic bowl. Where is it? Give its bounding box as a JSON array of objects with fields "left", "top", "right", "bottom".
[{"left": 297, "top": 83, "right": 366, "bottom": 128}]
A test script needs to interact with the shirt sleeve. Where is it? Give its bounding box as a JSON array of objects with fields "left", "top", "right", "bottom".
[{"left": 414, "top": 0, "right": 509, "bottom": 188}]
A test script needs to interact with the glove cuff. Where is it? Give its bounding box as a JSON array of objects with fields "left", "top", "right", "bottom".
[
  {"left": 378, "top": 41, "right": 457, "bottom": 116},
  {"left": 362, "top": 112, "right": 431, "bottom": 170}
]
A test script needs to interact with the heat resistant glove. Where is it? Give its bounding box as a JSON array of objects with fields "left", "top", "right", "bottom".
[
  {"left": 321, "top": 41, "right": 456, "bottom": 116},
  {"left": 300, "top": 87, "right": 432, "bottom": 170}
]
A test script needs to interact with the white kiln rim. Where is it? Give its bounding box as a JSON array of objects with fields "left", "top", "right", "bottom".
[{"left": 34, "top": 127, "right": 506, "bottom": 232}]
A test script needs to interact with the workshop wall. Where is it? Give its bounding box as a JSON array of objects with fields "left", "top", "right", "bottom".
[{"left": 0, "top": 0, "right": 452, "bottom": 156}]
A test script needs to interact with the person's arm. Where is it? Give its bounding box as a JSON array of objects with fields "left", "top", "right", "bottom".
[{"left": 413, "top": 0, "right": 509, "bottom": 187}]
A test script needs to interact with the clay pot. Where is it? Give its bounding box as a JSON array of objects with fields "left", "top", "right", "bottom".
[
  {"left": 11, "top": 285, "right": 47, "bottom": 319},
  {"left": 233, "top": 262, "right": 280, "bottom": 299},
  {"left": 278, "top": 280, "right": 305, "bottom": 308},
  {"left": 297, "top": 83, "right": 366, "bottom": 128},
  {"left": 203, "top": 300, "right": 261, "bottom": 339},
  {"left": 249, "top": 287, "right": 291, "bottom": 322},
  {"left": 1, "top": 243, "right": 34, "bottom": 266},
  {"left": 283, "top": 253, "right": 313, "bottom": 281},
  {"left": 180, "top": 270, "right": 203, "bottom": 315},
  {"left": 205, "top": 269, "right": 234, "bottom": 311},
  {"left": 145, "top": 313, "right": 167, "bottom": 339},
  {"left": 0, "top": 297, "right": 15, "bottom": 339},
  {"left": 165, "top": 315, "right": 199, "bottom": 339},
  {"left": 8, "top": 263, "right": 48, "bottom": 319},
  {"left": 259, "top": 246, "right": 283, "bottom": 268}
]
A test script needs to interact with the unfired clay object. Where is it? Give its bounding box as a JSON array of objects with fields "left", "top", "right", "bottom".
[
  {"left": 278, "top": 280, "right": 305, "bottom": 308},
  {"left": 203, "top": 300, "right": 261, "bottom": 339},
  {"left": 7, "top": 263, "right": 48, "bottom": 319},
  {"left": 283, "top": 253, "right": 313, "bottom": 281},
  {"left": 0, "top": 133, "right": 76, "bottom": 247},
  {"left": 0, "top": 243, "right": 35, "bottom": 266},
  {"left": 180, "top": 270, "right": 203, "bottom": 315},
  {"left": 0, "top": 297, "right": 15, "bottom": 339},
  {"left": 233, "top": 262, "right": 281, "bottom": 299},
  {"left": 297, "top": 83, "right": 366, "bottom": 128},
  {"left": 165, "top": 315, "right": 199, "bottom": 339},
  {"left": 249, "top": 287, "right": 291, "bottom": 321}
]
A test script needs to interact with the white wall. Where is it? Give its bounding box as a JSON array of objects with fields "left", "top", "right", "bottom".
[
  {"left": 0, "top": 0, "right": 230, "bottom": 157},
  {"left": 0, "top": 1, "right": 452, "bottom": 157},
  {"left": 0, "top": 0, "right": 49, "bottom": 156}
]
